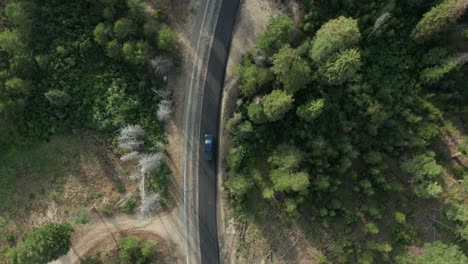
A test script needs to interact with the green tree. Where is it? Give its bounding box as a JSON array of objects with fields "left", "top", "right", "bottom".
[
  {"left": 0, "top": 29, "right": 23, "bottom": 55},
  {"left": 420, "top": 53, "right": 468, "bottom": 84},
  {"left": 296, "top": 98, "right": 325, "bottom": 122},
  {"left": 401, "top": 152, "right": 443, "bottom": 198},
  {"left": 4, "top": 77, "right": 32, "bottom": 98},
  {"left": 270, "top": 169, "right": 310, "bottom": 193},
  {"left": 225, "top": 173, "right": 254, "bottom": 197},
  {"left": 93, "top": 22, "right": 111, "bottom": 45},
  {"left": 5, "top": 1, "right": 35, "bottom": 37},
  {"left": 143, "top": 22, "right": 159, "bottom": 42},
  {"left": 44, "top": 89, "right": 71, "bottom": 107},
  {"left": 411, "top": 0, "right": 468, "bottom": 42},
  {"left": 310, "top": 16, "right": 361, "bottom": 64},
  {"left": 7, "top": 222, "right": 73, "bottom": 264},
  {"left": 114, "top": 18, "right": 135, "bottom": 40},
  {"left": 322, "top": 48, "right": 362, "bottom": 85},
  {"left": 106, "top": 39, "right": 122, "bottom": 59},
  {"left": 268, "top": 144, "right": 304, "bottom": 170},
  {"left": 235, "top": 120, "right": 254, "bottom": 139},
  {"left": 272, "top": 45, "right": 311, "bottom": 93},
  {"left": 157, "top": 26, "right": 178, "bottom": 53},
  {"left": 119, "top": 236, "right": 140, "bottom": 262},
  {"left": 257, "top": 15, "right": 295, "bottom": 56},
  {"left": 126, "top": 0, "right": 145, "bottom": 23},
  {"left": 247, "top": 102, "right": 268, "bottom": 124},
  {"left": 235, "top": 61, "right": 274, "bottom": 97},
  {"left": 262, "top": 90, "right": 294, "bottom": 122},
  {"left": 396, "top": 241, "right": 468, "bottom": 264},
  {"left": 118, "top": 236, "right": 155, "bottom": 264},
  {"left": 122, "top": 40, "right": 152, "bottom": 65}
]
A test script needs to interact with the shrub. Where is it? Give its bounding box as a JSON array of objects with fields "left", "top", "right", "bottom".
[
  {"left": 7, "top": 222, "right": 73, "bottom": 264},
  {"left": 119, "top": 236, "right": 156, "bottom": 264},
  {"left": 69, "top": 208, "right": 90, "bottom": 224},
  {"left": 157, "top": 27, "right": 178, "bottom": 53},
  {"left": 99, "top": 204, "right": 113, "bottom": 216},
  {"left": 121, "top": 198, "right": 137, "bottom": 214}
]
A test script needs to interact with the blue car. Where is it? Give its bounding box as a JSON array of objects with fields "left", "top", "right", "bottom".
[{"left": 204, "top": 134, "right": 215, "bottom": 160}]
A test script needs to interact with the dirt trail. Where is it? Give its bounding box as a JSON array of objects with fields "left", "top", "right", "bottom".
[
  {"left": 51, "top": 1, "right": 204, "bottom": 262},
  {"left": 50, "top": 209, "right": 185, "bottom": 264}
]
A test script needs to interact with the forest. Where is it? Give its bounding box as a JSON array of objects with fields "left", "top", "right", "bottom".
[
  {"left": 225, "top": 0, "right": 468, "bottom": 263},
  {"left": 0, "top": 0, "right": 176, "bottom": 149},
  {"left": 0, "top": 0, "right": 176, "bottom": 263}
]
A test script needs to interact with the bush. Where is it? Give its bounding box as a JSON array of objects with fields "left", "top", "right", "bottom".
[
  {"left": 69, "top": 208, "right": 90, "bottom": 224},
  {"left": 99, "top": 204, "right": 113, "bottom": 216},
  {"left": 116, "top": 184, "right": 126, "bottom": 193},
  {"left": 7, "top": 222, "right": 73, "bottom": 264},
  {"left": 157, "top": 27, "right": 178, "bottom": 53},
  {"left": 119, "top": 236, "right": 156, "bottom": 264},
  {"left": 121, "top": 198, "right": 137, "bottom": 214}
]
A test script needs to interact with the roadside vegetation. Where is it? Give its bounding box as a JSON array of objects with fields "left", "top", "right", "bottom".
[
  {"left": 0, "top": 0, "right": 177, "bottom": 262},
  {"left": 82, "top": 235, "right": 169, "bottom": 264},
  {"left": 226, "top": 0, "right": 468, "bottom": 262}
]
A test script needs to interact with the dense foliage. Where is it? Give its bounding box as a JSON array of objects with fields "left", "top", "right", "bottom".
[
  {"left": 82, "top": 236, "right": 158, "bottom": 264},
  {"left": 6, "top": 222, "right": 73, "bottom": 264},
  {"left": 226, "top": 0, "right": 468, "bottom": 262},
  {"left": 0, "top": 0, "right": 176, "bottom": 261},
  {"left": 0, "top": 0, "right": 175, "bottom": 149}
]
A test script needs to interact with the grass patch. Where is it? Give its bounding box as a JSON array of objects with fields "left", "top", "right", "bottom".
[
  {"left": 0, "top": 135, "right": 82, "bottom": 213},
  {"left": 70, "top": 208, "right": 91, "bottom": 225}
]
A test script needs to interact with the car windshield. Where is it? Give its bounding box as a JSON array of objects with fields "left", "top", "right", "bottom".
[{"left": 205, "top": 140, "right": 212, "bottom": 150}]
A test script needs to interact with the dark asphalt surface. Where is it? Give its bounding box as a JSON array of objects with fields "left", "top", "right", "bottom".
[{"left": 198, "top": 0, "right": 240, "bottom": 263}]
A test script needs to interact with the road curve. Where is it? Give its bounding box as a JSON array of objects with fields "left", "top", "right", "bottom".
[
  {"left": 181, "top": 0, "right": 223, "bottom": 263},
  {"left": 198, "top": 0, "right": 240, "bottom": 264}
]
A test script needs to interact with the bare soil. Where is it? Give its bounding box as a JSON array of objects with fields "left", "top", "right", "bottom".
[
  {"left": 86, "top": 231, "right": 176, "bottom": 263},
  {"left": 51, "top": 209, "right": 183, "bottom": 264}
]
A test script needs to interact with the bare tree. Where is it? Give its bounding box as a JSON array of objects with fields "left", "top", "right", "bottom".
[
  {"left": 253, "top": 50, "right": 268, "bottom": 67},
  {"left": 150, "top": 56, "right": 174, "bottom": 76},
  {"left": 120, "top": 151, "right": 140, "bottom": 161},
  {"left": 118, "top": 125, "right": 145, "bottom": 151},
  {"left": 368, "top": 12, "right": 392, "bottom": 38},
  {"left": 453, "top": 52, "right": 468, "bottom": 66},
  {"left": 118, "top": 125, "right": 145, "bottom": 142},
  {"left": 140, "top": 193, "right": 161, "bottom": 217},
  {"left": 157, "top": 99, "right": 172, "bottom": 122},
  {"left": 139, "top": 153, "right": 164, "bottom": 174}
]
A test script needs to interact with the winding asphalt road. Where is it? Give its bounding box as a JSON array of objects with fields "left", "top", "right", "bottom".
[
  {"left": 181, "top": 0, "right": 239, "bottom": 263},
  {"left": 198, "top": 0, "right": 240, "bottom": 263}
]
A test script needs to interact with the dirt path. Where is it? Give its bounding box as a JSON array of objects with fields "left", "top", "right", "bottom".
[
  {"left": 50, "top": 209, "right": 185, "bottom": 264},
  {"left": 50, "top": 1, "right": 205, "bottom": 262}
]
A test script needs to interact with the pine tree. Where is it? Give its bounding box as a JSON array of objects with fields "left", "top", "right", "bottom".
[
  {"left": 310, "top": 16, "right": 361, "bottom": 64},
  {"left": 322, "top": 48, "right": 362, "bottom": 85},
  {"left": 297, "top": 98, "right": 325, "bottom": 122},
  {"left": 272, "top": 44, "right": 311, "bottom": 93},
  {"left": 262, "top": 90, "right": 294, "bottom": 122},
  {"left": 257, "top": 15, "right": 295, "bottom": 56},
  {"left": 411, "top": 0, "right": 468, "bottom": 42}
]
